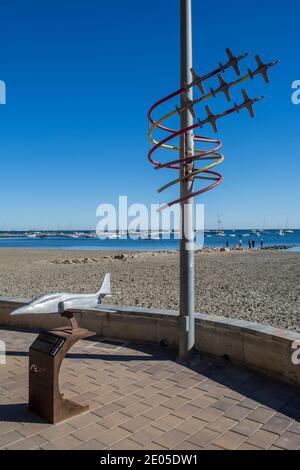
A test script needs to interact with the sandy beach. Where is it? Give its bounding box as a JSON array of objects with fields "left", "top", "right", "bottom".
[{"left": 0, "top": 248, "right": 299, "bottom": 332}]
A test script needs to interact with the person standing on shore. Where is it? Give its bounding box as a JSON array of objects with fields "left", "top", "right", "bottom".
[
  {"left": 248, "top": 239, "right": 252, "bottom": 249},
  {"left": 252, "top": 239, "right": 255, "bottom": 249},
  {"left": 261, "top": 239, "right": 264, "bottom": 249},
  {"left": 239, "top": 239, "right": 242, "bottom": 248}
]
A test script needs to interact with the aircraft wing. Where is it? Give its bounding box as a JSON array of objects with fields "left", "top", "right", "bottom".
[
  {"left": 255, "top": 54, "right": 264, "bottom": 67},
  {"left": 226, "top": 48, "right": 234, "bottom": 61},
  {"left": 261, "top": 71, "right": 270, "bottom": 83},
  {"left": 247, "top": 105, "right": 255, "bottom": 118}
]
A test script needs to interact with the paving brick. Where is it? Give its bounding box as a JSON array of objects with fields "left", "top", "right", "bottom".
[
  {"left": 68, "top": 412, "right": 99, "bottom": 429},
  {"left": 0, "top": 422, "right": 23, "bottom": 435},
  {"left": 178, "top": 388, "right": 205, "bottom": 400},
  {"left": 120, "top": 415, "right": 153, "bottom": 433},
  {"left": 142, "top": 442, "right": 168, "bottom": 450},
  {"left": 246, "top": 429, "right": 278, "bottom": 449},
  {"left": 151, "top": 379, "right": 176, "bottom": 390},
  {"left": 122, "top": 402, "right": 152, "bottom": 418},
  {"left": 134, "top": 386, "right": 160, "bottom": 399},
  {"left": 187, "top": 428, "right": 220, "bottom": 448},
  {"left": 96, "top": 427, "right": 130, "bottom": 446},
  {"left": 152, "top": 414, "right": 184, "bottom": 432},
  {"left": 288, "top": 422, "right": 300, "bottom": 434},
  {"left": 206, "top": 385, "right": 227, "bottom": 399},
  {"left": 224, "top": 405, "right": 251, "bottom": 421},
  {"left": 162, "top": 396, "right": 189, "bottom": 410},
  {"left": 115, "top": 394, "right": 143, "bottom": 408},
  {"left": 238, "top": 442, "right": 263, "bottom": 450},
  {"left": 141, "top": 393, "right": 169, "bottom": 407},
  {"left": 214, "top": 431, "right": 246, "bottom": 450},
  {"left": 6, "top": 434, "right": 47, "bottom": 450},
  {"left": 18, "top": 422, "right": 52, "bottom": 437},
  {"left": 211, "top": 397, "right": 237, "bottom": 411},
  {"left": 100, "top": 412, "right": 130, "bottom": 429},
  {"left": 193, "top": 406, "right": 223, "bottom": 422},
  {"left": 116, "top": 384, "right": 143, "bottom": 396},
  {"left": 38, "top": 423, "right": 74, "bottom": 441},
  {"left": 273, "top": 431, "right": 300, "bottom": 450},
  {"left": 206, "top": 416, "right": 237, "bottom": 434},
  {"left": 153, "top": 429, "right": 189, "bottom": 449},
  {"left": 41, "top": 434, "right": 82, "bottom": 450},
  {"left": 176, "top": 417, "right": 207, "bottom": 435},
  {"left": 174, "top": 440, "right": 204, "bottom": 450},
  {"left": 191, "top": 395, "right": 217, "bottom": 409},
  {"left": 159, "top": 385, "right": 186, "bottom": 398},
  {"left": 142, "top": 405, "right": 170, "bottom": 420},
  {"left": 111, "top": 438, "right": 142, "bottom": 450},
  {"left": 247, "top": 407, "right": 276, "bottom": 424},
  {"left": 262, "top": 416, "right": 292, "bottom": 435},
  {"left": 73, "top": 438, "right": 106, "bottom": 450},
  {"left": 171, "top": 403, "right": 201, "bottom": 420},
  {"left": 239, "top": 398, "right": 260, "bottom": 410},
  {"left": 130, "top": 425, "right": 163, "bottom": 445},
  {"left": 0, "top": 430, "right": 25, "bottom": 449},
  {"left": 92, "top": 402, "right": 123, "bottom": 418},
  {"left": 96, "top": 391, "right": 123, "bottom": 405},
  {"left": 231, "top": 419, "right": 261, "bottom": 437},
  {"left": 71, "top": 422, "right": 107, "bottom": 442}
]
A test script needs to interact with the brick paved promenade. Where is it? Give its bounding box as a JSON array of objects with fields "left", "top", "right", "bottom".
[{"left": 0, "top": 328, "right": 299, "bottom": 450}]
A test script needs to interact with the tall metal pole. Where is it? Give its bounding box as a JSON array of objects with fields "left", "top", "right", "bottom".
[{"left": 178, "top": 0, "right": 195, "bottom": 361}]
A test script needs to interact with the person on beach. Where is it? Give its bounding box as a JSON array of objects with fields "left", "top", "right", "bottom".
[
  {"left": 261, "top": 239, "right": 264, "bottom": 249},
  {"left": 238, "top": 239, "right": 242, "bottom": 248},
  {"left": 248, "top": 239, "right": 251, "bottom": 249},
  {"left": 252, "top": 240, "right": 255, "bottom": 249},
  {"left": 226, "top": 241, "right": 229, "bottom": 248}
]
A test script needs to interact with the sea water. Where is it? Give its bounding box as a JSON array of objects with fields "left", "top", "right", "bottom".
[{"left": 0, "top": 230, "right": 299, "bottom": 251}]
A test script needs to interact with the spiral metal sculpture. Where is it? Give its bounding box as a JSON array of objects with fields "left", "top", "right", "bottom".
[{"left": 147, "top": 49, "right": 278, "bottom": 209}]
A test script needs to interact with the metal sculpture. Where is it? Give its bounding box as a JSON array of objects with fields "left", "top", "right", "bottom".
[
  {"left": 11, "top": 273, "right": 111, "bottom": 328},
  {"left": 147, "top": 48, "right": 278, "bottom": 209},
  {"left": 147, "top": 0, "right": 278, "bottom": 361}
]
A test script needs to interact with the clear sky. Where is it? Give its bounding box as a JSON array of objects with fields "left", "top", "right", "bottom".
[{"left": 0, "top": 0, "right": 299, "bottom": 230}]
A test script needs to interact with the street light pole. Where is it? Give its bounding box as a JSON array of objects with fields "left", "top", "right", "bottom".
[{"left": 178, "top": 0, "right": 195, "bottom": 361}]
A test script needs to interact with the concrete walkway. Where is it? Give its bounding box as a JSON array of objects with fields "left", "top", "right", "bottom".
[{"left": 0, "top": 328, "right": 299, "bottom": 450}]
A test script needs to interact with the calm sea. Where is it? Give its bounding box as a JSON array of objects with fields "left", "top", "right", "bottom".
[{"left": 0, "top": 230, "right": 299, "bottom": 251}]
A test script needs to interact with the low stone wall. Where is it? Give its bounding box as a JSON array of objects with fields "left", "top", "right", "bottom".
[{"left": 0, "top": 296, "right": 299, "bottom": 387}]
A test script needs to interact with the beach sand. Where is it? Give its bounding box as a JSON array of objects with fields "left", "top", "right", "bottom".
[{"left": 0, "top": 249, "right": 299, "bottom": 332}]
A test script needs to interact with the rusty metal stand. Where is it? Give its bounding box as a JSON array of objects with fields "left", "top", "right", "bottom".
[{"left": 28, "top": 313, "right": 95, "bottom": 424}]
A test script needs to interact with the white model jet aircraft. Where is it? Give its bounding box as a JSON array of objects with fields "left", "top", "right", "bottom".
[{"left": 10, "top": 273, "right": 111, "bottom": 316}]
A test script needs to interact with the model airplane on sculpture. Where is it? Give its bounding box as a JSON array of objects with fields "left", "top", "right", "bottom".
[
  {"left": 10, "top": 273, "right": 111, "bottom": 316},
  {"left": 220, "top": 48, "right": 249, "bottom": 76},
  {"left": 211, "top": 74, "right": 232, "bottom": 102},
  {"left": 248, "top": 55, "right": 279, "bottom": 84},
  {"left": 234, "top": 89, "right": 264, "bottom": 118}
]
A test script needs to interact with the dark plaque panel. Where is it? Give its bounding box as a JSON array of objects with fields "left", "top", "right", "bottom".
[{"left": 31, "top": 333, "right": 66, "bottom": 356}]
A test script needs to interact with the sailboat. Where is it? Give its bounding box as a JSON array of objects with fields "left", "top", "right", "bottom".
[
  {"left": 216, "top": 215, "right": 225, "bottom": 237},
  {"left": 284, "top": 221, "right": 293, "bottom": 234}
]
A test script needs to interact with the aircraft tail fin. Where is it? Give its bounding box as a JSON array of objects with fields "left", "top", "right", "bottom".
[{"left": 98, "top": 273, "right": 111, "bottom": 302}]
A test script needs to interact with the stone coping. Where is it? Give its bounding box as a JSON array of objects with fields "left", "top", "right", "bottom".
[{"left": 0, "top": 296, "right": 299, "bottom": 387}]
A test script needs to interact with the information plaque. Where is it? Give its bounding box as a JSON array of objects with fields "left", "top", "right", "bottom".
[
  {"left": 30, "top": 333, "right": 66, "bottom": 356},
  {"left": 28, "top": 326, "right": 95, "bottom": 424}
]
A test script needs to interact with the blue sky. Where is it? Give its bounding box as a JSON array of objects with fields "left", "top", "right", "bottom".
[{"left": 0, "top": 0, "right": 299, "bottom": 230}]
